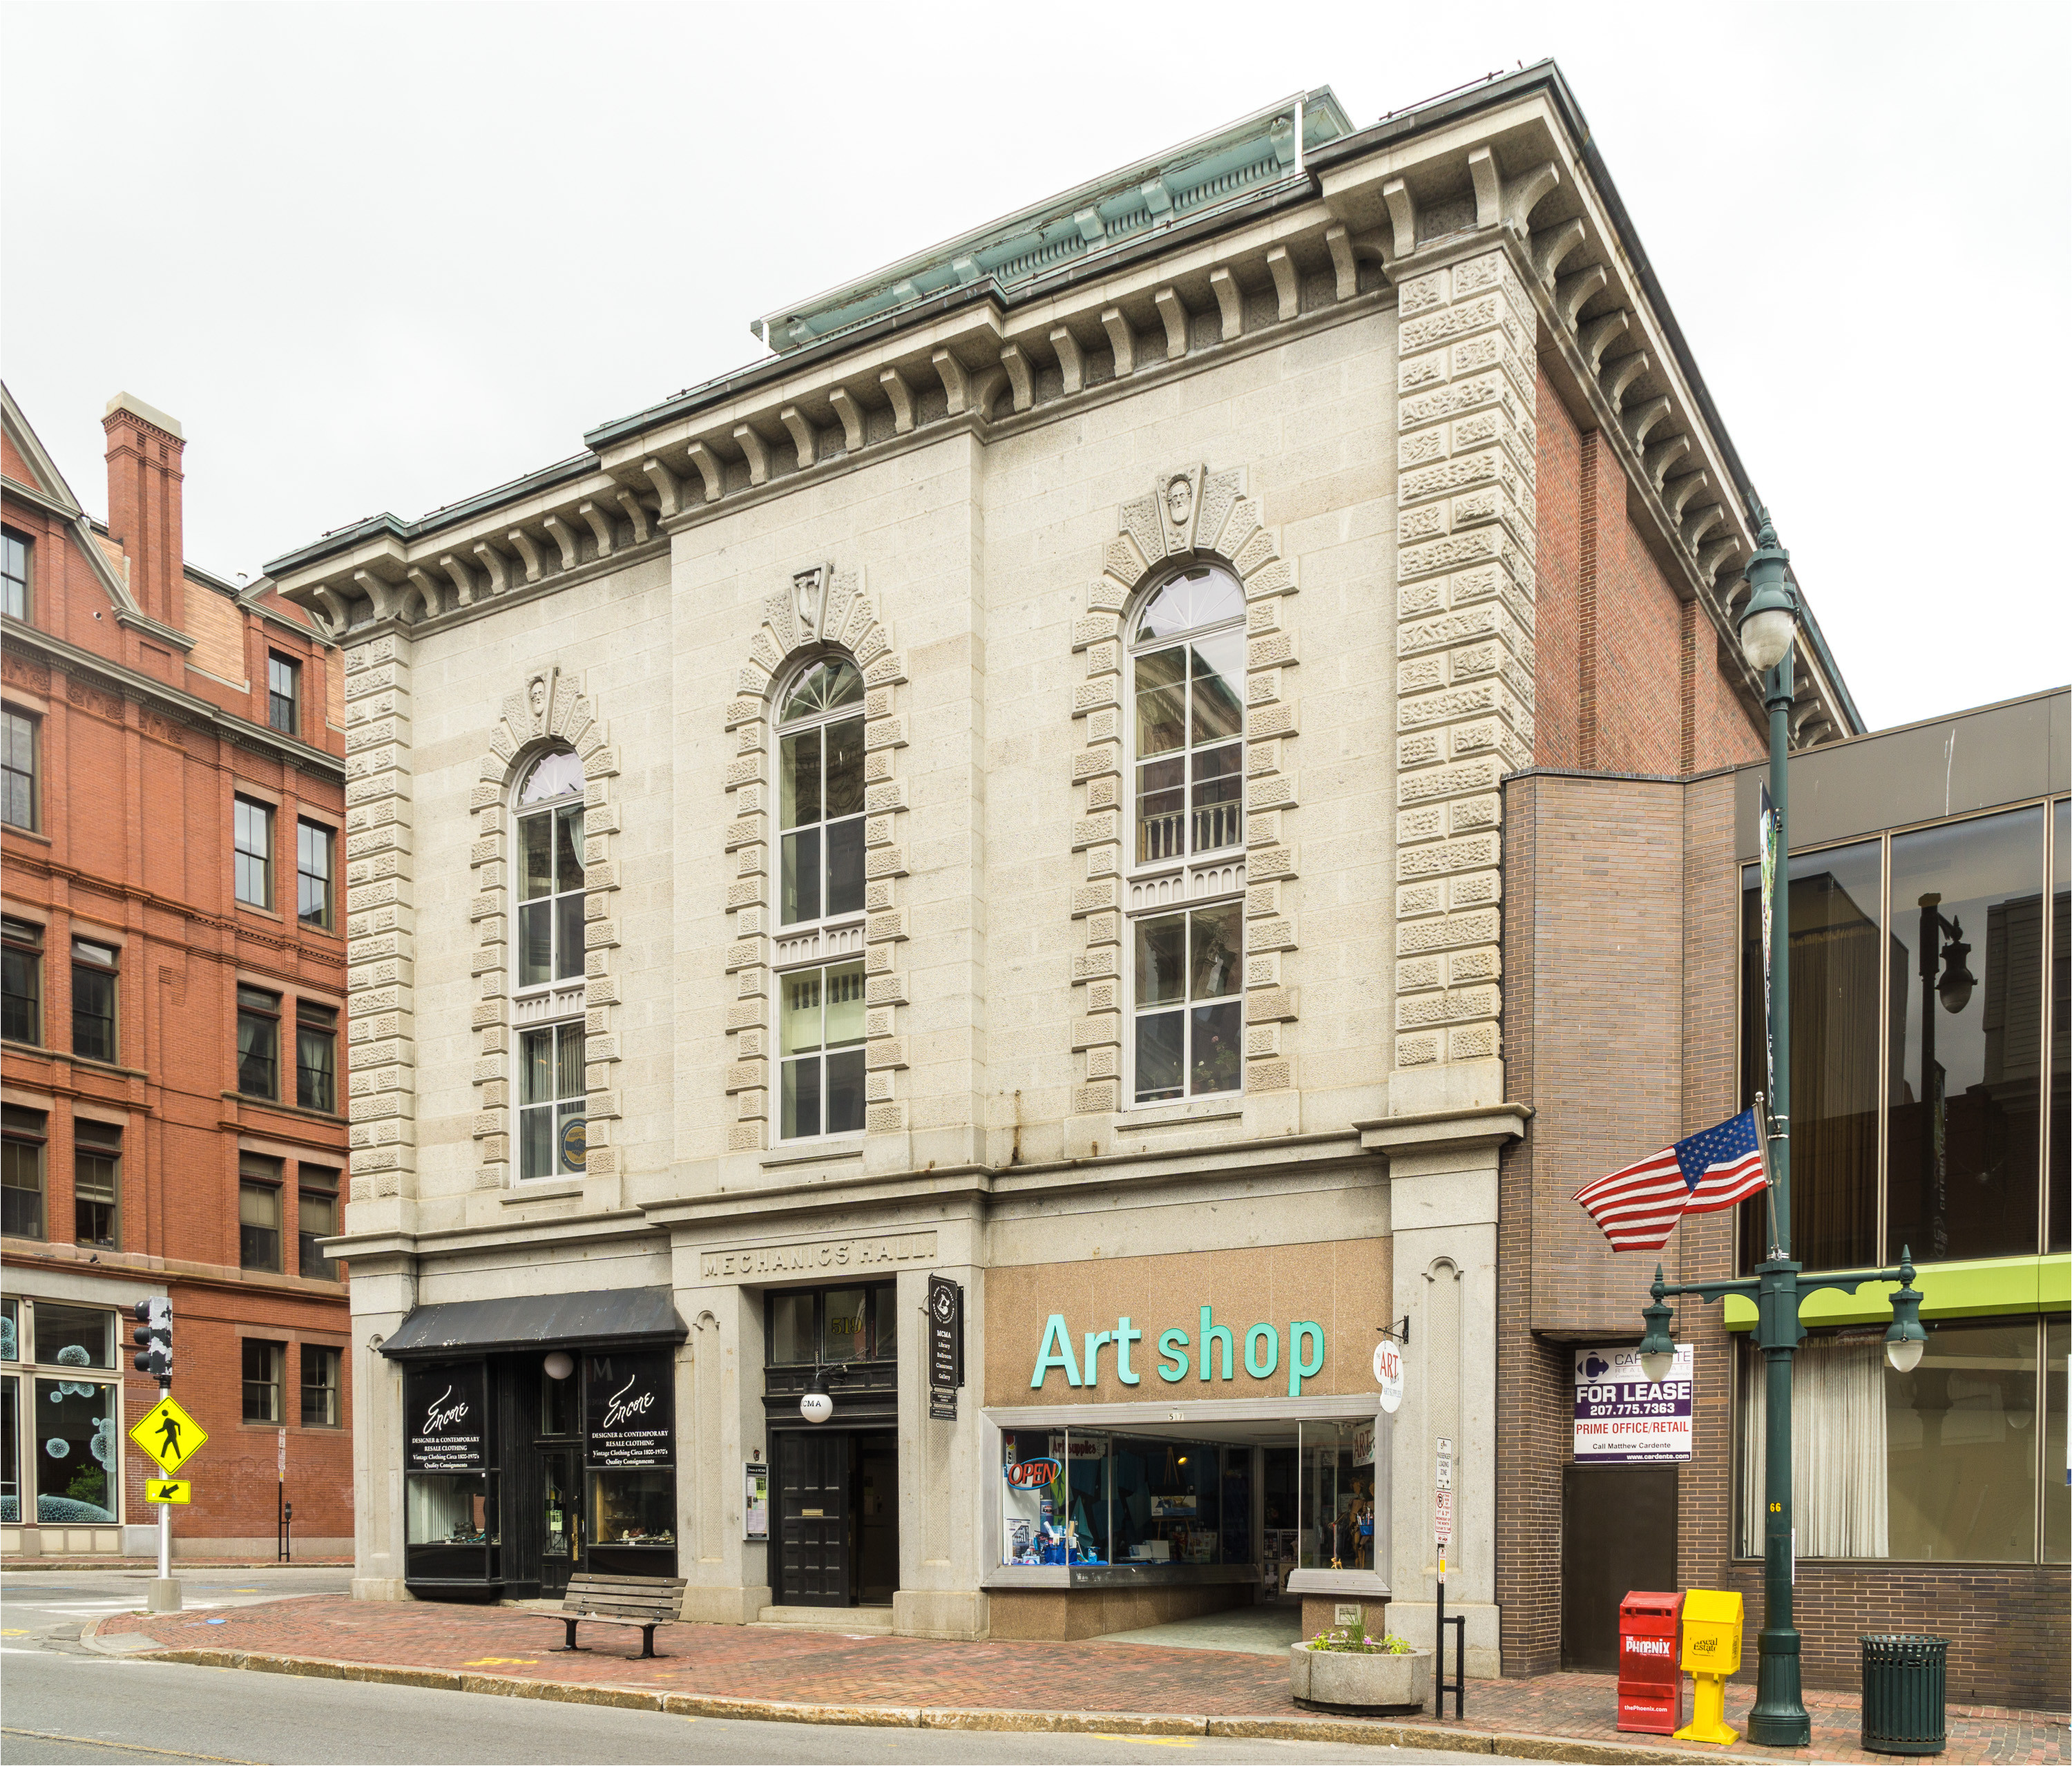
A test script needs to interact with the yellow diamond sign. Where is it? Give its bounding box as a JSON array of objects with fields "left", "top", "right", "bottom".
[{"left": 130, "top": 1396, "right": 207, "bottom": 1475}]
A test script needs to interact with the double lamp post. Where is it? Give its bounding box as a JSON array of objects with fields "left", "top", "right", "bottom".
[{"left": 1632, "top": 508, "right": 1926, "bottom": 1749}]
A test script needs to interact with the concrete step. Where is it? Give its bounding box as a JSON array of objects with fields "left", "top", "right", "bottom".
[{"left": 753, "top": 1604, "right": 895, "bottom": 1633}]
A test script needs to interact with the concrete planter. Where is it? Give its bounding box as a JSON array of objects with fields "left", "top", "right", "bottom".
[{"left": 1289, "top": 1641, "right": 1432, "bottom": 1715}]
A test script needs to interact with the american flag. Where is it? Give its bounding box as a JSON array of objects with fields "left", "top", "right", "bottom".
[{"left": 1573, "top": 1108, "right": 1769, "bottom": 1252}]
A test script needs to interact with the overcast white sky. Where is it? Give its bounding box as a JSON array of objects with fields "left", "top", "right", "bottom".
[{"left": 5, "top": 1, "right": 2066, "bottom": 732}]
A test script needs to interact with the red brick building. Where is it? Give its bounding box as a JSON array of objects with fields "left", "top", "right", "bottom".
[{"left": 2, "top": 385, "right": 353, "bottom": 1558}]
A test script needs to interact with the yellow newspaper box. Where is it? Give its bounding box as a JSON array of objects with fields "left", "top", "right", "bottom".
[{"left": 1675, "top": 1589, "right": 1743, "bottom": 1745}]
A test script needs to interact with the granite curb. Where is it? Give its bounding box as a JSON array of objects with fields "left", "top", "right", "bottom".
[{"left": 73, "top": 1623, "right": 1771, "bottom": 1763}]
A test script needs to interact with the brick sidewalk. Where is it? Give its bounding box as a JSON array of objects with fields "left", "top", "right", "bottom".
[{"left": 93, "top": 1597, "right": 2068, "bottom": 1765}]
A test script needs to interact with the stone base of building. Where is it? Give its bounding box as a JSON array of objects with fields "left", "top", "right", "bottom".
[
  {"left": 986, "top": 1581, "right": 1251, "bottom": 1640},
  {"left": 680, "top": 1584, "right": 771, "bottom": 1625},
  {"left": 3, "top": 1525, "right": 127, "bottom": 1557},
  {"left": 350, "top": 1577, "right": 414, "bottom": 1602},
  {"left": 892, "top": 1589, "right": 988, "bottom": 1639},
  {"left": 1386, "top": 1598, "right": 1501, "bottom": 1680}
]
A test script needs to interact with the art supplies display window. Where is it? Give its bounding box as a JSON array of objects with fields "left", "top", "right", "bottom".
[
  {"left": 0, "top": 1299, "right": 123, "bottom": 1528},
  {"left": 997, "top": 1426, "right": 1255, "bottom": 1571}
]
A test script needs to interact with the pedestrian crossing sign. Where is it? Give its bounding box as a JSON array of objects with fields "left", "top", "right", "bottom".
[
  {"left": 130, "top": 1396, "right": 207, "bottom": 1475},
  {"left": 146, "top": 1479, "right": 193, "bottom": 1504}
]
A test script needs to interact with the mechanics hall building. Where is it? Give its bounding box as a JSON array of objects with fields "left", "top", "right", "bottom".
[{"left": 262, "top": 64, "right": 2066, "bottom": 1704}]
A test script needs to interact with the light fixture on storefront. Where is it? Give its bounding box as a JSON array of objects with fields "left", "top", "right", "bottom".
[
  {"left": 543, "top": 1351, "right": 574, "bottom": 1381},
  {"left": 1636, "top": 1287, "right": 1678, "bottom": 1385},
  {"left": 1881, "top": 1251, "right": 1926, "bottom": 1374},
  {"left": 800, "top": 1364, "right": 843, "bottom": 1423},
  {"left": 1734, "top": 512, "right": 1796, "bottom": 674}
]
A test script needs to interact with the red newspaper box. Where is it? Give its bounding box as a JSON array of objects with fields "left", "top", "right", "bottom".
[{"left": 1616, "top": 1590, "right": 1685, "bottom": 1734}]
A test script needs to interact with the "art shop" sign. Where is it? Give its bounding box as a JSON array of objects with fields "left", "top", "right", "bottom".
[{"left": 1029, "top": 1307, "right": 1331, "bottom": 1397}]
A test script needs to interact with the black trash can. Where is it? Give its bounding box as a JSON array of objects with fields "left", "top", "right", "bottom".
[{"left": 1860, "top": 1635, "right": 1948, "bottom": 1756}]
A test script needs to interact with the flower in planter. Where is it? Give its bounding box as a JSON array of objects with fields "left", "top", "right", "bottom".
[{"left": 1307, "top": 1624, "right": 1414, "bottom": 1655}]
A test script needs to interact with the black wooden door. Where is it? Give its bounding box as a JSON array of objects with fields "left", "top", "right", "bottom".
[
  {"left": 778, "top": 1430, "right": 851, "bottom": 1606},
  {"left": 1560, "top": 1463, "right": 1678, "bottom": 1670},
  {"left": 538, "top": 1450, "right": 578, "bottom": 1598}
]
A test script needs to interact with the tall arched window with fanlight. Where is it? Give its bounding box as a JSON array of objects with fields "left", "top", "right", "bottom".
[
  {"left": 512, "top": 747, "right": 586, "bottom": 1179},
  {"left": 1128, "top": 565, "right": 1247, "bottom": 1106},
  {"left": 772, "top": 658, "right": 867, "bottom": 1140}
]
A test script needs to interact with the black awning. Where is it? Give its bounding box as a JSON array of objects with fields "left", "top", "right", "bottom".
[{"left": 378, "top": 1285, "right": 687, "bottom": 1359}]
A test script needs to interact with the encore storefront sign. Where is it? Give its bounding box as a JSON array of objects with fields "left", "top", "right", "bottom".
[{"left": 1029, "top": 1307, "right": 1332, "bottom": 1397}]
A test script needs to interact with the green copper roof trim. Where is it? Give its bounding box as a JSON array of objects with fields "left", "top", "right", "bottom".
[
  {"left": 749, "top": 88, "right": 1352, "bottom": 357},
  {"left": 1721, "top": 1254, "right": 2068, "bottom": 1330}
]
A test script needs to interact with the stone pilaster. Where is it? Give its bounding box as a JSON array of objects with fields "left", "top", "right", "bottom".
[
  {"left": 1390, "top": 246, "right": 1537, "bottom": 1087},
  {"left": 343, "top": 631, "right": 417, "bottom": 1225}
]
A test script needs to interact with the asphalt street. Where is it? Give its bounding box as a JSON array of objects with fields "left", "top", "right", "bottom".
[{"left": 0, "top": 1570, "right": 1531, "bottom": 1765}]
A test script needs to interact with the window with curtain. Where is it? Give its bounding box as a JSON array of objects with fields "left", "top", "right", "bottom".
[
  {"left": 1739, "top": 1319, "right": 2048, "bottom": 1562},
  {"left": 776, "top": 659, "right": 865, "bottom": 928},
  {"left": 518, "top": 1021, "right": 585, "bottom": 1180},
  {"left": 236, "top": 986, "right": 280, "bottom": 1098},
  {"left": 70, "top": 937, "right": 117, "bottom": 1064},
  {"left": 301, "top": 1345, "right": 341, "bottom": 1427},
  {"left": 297, "top": 821, "right": 334, "bottom": 929},
  {"left": 242, "top": 1338, "right": 285, "bottom": 1422},
  {"left": 514, "top": 749, "right": 584, "bottom": 990},
  {"left": 298, "top": 1174, "right": 338, "bottom": 1278},
  {"left": 296, "top": 1000, "right": 337, "bottom": 1113},
  {"left": 1, "top": 1106, "right": 46, "bottom": 1240},
  {"left": 239, "top": 1161, "right": 282, "bottom": 1271}
]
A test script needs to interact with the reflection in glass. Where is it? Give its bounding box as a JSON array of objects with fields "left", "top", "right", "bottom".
[
  {"left": 2044, "top": 1317, "right": 2068, "bottom": 1564},
  {"left": 778, "top": 961, "right": 865, "bottom": 1140},
  {"left": 34, "top": 1377, "right": 115, "bottom": 1522},
  {"left": 1133, "top": 907, "right": 1244, "bottom": 1104},
  {"left": 2050, "top": 801, "right": 2067, "bottom": 1253},
  {"left": 1886, "top": 809, "right": 2044, "bottom": 1263},
  {"left": 1, "top": 1375, "right": 17, "bottom": 1524},
  {"left": 1298, "top": 1420, "right": 1378, "bottom": 1570},
  {"left": 1740, "top": 842, "right": 1882, "bottom": 1271},
  {"left": 406, "top": 1472, "right": 495, "bottom": 1544},
  {"left": 821, "top": 1288, "right": 867, "bottom": 1361},
  {"left": 33, "top": 1303, "right": 113, "bottom": 1369}
]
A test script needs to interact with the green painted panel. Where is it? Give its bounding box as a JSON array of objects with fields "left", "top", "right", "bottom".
[{"left": 1723, "top": 1255, "right": 2066, "bottom": 1331}]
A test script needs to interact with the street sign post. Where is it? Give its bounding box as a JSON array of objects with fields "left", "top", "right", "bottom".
[{"left": 146, "top": 1479, "right": 193, "bottom": 1504}]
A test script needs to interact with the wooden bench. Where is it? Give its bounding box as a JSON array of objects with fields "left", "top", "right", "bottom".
[{"left": 550, "top": 1571, "right": 687, "bottom": 1659}]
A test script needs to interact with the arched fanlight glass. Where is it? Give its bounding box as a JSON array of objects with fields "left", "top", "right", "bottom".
[
  {"left": 781, "top": 659, "right": 864, "bottom": 725},
  {"left": 1134, "top": 566, "right": 1245, "bottom": 646},
  {"left": 517, "top": 747, "right": 585, "bottom": 807}
]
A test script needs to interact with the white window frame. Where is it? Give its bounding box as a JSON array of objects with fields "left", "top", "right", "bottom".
[
  {"left": 771, "top": 656, "right": 869, "bottom": 942},
  {"left": 1122, "top": 566, "right": 1249, "bottom": 1111},
  {"left": 515, "top": 1017, "right": 586, "bottom": 1182},
  {"left": 508, "top": 747, "right": 587, "bottom": 1018},
  {"left": 771, "top": 957, "right": 869, "bottom": 1144}
]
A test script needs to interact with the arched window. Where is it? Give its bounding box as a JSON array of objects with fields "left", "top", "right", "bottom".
[
  {"left": 1128, "top": 565, "right": 1247, "bottom": 1106},
  {"left": 512, "top": 747, "right": 586, "bottom": 1180},
  {"left": 776, "top": 659, "right": 866, "bottom": 927},
  {"left": 1131, "top": 566, "right": 1245, "bottom": 863},
  {"left": 772, "top": 658, "right": 867, "bottom": 1142}
]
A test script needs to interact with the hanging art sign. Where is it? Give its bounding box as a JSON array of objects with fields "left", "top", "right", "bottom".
[
  {"left": 584, "top": 1352, "right": 673, "bottom": 1468},
  {"left": 1372, "top": 1337, "right": 1405, "bottom": 1414},
  {"left": 405, "top": 1363, "right": 488, "bottom": 1472},
  {"left": 1573, "top": 1345, "right": 1694, "bottom": 1463}
]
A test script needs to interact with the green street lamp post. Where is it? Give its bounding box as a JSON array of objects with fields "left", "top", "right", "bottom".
[{"left": 1632, "top": 509, "right": 1929, "bottom": 1749}]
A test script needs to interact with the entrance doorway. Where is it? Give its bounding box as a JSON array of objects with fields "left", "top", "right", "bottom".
[
  {"left": 1561, "top": 1463, "right": 1678, "bottom": 1669},
  {"left": 774, "top": 1428, "right": 898, "bottom": 1606},
  {"left": 538, "top": 1449, "right": 579, "bottom": 1598}
]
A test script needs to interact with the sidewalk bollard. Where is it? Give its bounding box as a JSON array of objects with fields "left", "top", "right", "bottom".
[{"left": 1674, "top": 1589, "right": 1743, "bottom": 1747}]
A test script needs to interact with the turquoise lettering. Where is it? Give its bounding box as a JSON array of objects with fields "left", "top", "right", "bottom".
[
  {"left": 1115, "top": 1317, "right": 1142, "bottom": 1386},
  {"left": 1245, "top": 1323, "right": 1279, "bottom": 1379},
  {"left": 1289, "top": 1321, "right": 1324, "bottom": 1397},
  {"left": 1083, "top": 1330, "right": 1113, "bottom": 1385},
  {"left": 1030, "top": 1314, "right": 1082, "bottom": 1388},
  {"left": 1156, "top": 1328, "right": 1190, "bottom": 1383},
  {"left": 1198, "top": 1305, "right": 1233, "bottom": 1381}
]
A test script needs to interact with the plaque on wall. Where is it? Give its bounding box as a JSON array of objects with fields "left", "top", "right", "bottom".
[
  {"left": 405, "top": 1362, "right": 488, "bottom": 1472},
  {"left": 585, "top": 1352, "right": 674, "bottom": 1468}
]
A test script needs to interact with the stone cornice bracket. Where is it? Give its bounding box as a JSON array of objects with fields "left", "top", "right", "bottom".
[
  {"left": 1209, "top": 268, "right": 1243, "bottom": 342},
  {"left": 733, "top": 424, "right": 771, "bottom": 488},
  {"left": 506, "top": 528, "right": 546, "bottom": 585},
  {"left": 1100, "top": 307, "right": 1135, "bottom": 378},
  {"left": 466, "top": 664, "right": 620, "bottom": 1191},
  {"left": 999, "top": 343, "right": 1035, "bottom": 413},
  {"left": 642, "top": 457, "right": 684, "bottom": 519},
  {"left": 932, "top": 349, "right": 972, "bottom": 413},
  {"left": 878, "top": 367, "right": 915, "bottom": 435},
  {"left": 1048, "top": 325, "right": 1085, "bottom": 396},
  {"left": 472, "top": 539, "right": 512, "bottom": 594},
  {"left": 1382, "top": 177, "right": 1417, "bottom": 260},
  {"left": 1152, "top": 287, "right": 1189, "bottom": 362},
  {"left": 720, "top": 565, "right": 908, "bottom": 1153},
  {"left": 1066, "top": 464, "right": 1302, "bottom": 1119},
  {"left": 1466, "top": 146, "right": 1560, "bottom": 240},
  {"left": 577, "top": 501, "right": 616, "bottom": 558},
  {"left": 403, "top": 567, "right": 443, "bottom": 621},
  {"left": 687, "top": 442, "right": 725, "bottom": 503}
]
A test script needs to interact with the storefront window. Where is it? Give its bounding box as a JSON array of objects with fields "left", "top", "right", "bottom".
[
  {"left": 1738, "top": 1319, "right": 2043, "bottom": 1561},
  {"left": 588, "top": 1468, "right": 675, "bottom": 1546},
  {"left": 1299, "top": 1419, "right": 1379, "bottom": 1571},
  {"left": 406, "top": 1473, "right": 496, "bottom": 1548},
  {"left": 33, "top": 1303, "right": 113, "bottom": 1370},
  {"left": 35, "top": 1376, "right": 117, "bottom": 1523},
  {"left": 2047, "top": 799, "right": 2067, "bottom": 1255},
  {"left": 2044, "top": 1317, "right": 2068, "bottom": 1564},
  {"left": 767, "top": 1284, "right": 896, "bottom": 1366},
  {"left": 1887, "top": 807, "right": 2045, "bottom": 1263},
  {"left": 1, "top": 1374, "right": 19, "bottom": 1523}
]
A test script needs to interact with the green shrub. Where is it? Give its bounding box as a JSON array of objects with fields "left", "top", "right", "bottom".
[{"left": 1306, "top": 1624, "right": 1413, "bottom": 1654}]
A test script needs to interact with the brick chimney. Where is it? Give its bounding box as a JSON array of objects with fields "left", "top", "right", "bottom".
[{"left": 102, "top": 392, "right": 186, "bottom": 626}]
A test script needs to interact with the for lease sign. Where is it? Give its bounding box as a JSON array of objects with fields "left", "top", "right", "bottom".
[{"left": 1573, "top": 1345, "right": 1694, "bottom": 1463}]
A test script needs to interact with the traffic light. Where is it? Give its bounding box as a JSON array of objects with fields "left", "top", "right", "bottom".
[{"left": 133, "top": 1298, "right": 173, "bottom": 1382}]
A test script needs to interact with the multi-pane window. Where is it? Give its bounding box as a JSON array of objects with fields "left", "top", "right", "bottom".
[
  {"left": 296, "top": 1000, "right": 337, "bottom": 1113},
  {"left": 70, "top": 937, "right": 117, "bottom": 1064},
  {"left": 239, "top": 1161, "right": 282, "bottom": 1271},
  {"left": 518, "top": 1021, "right": 585, "bottom": 1180},
  {"left": 233, "top": 797, "right": 274, "bottom": 908},
  {"left": 267, "top": 653, "right": 299, "bottom": 734},
  {"left": 1, "top": 917, "right": 41, "bottom": 1044},
  {"left": 1131, "top": 567, "right": 1245, "bottom": 865},
  {"left": 777, "top": 959, "right": 865, "bottom": 1140},
  {"left": 776, "top": 660, "right": 865, "bottom": 927},
  {"left": 73, "top": 1119, "right": 119, "bottom": 1249},
  {"left": 1, "top": 528, "right": 28, "bottom": 621},
  {"left": 1, "top": 1106, "right": 46, "bottom": 1240},
  {"left": 236, "top": 986, "right": 280, "bottom": 1098},
  {"left": 242, "top": 1338, "right": 285, "bottom": 1421},
  {"left": 1132, "top": 903, "right": 1243, "bottom": 1104},
  {"left": 296, "top": 821, "right": 334, "bottom": 929},
  {"left": 2, "top": 709, "right": 37, "bottom": 831},
  {"left": 515, "top": 749, "right": 584, "bottom": 989},
  {"left": 298, "top": 1174, "right": 338, "bottom": 1278},
  {"left": 301, "top": 1345, "right": 342, "bottom": 1427}
]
